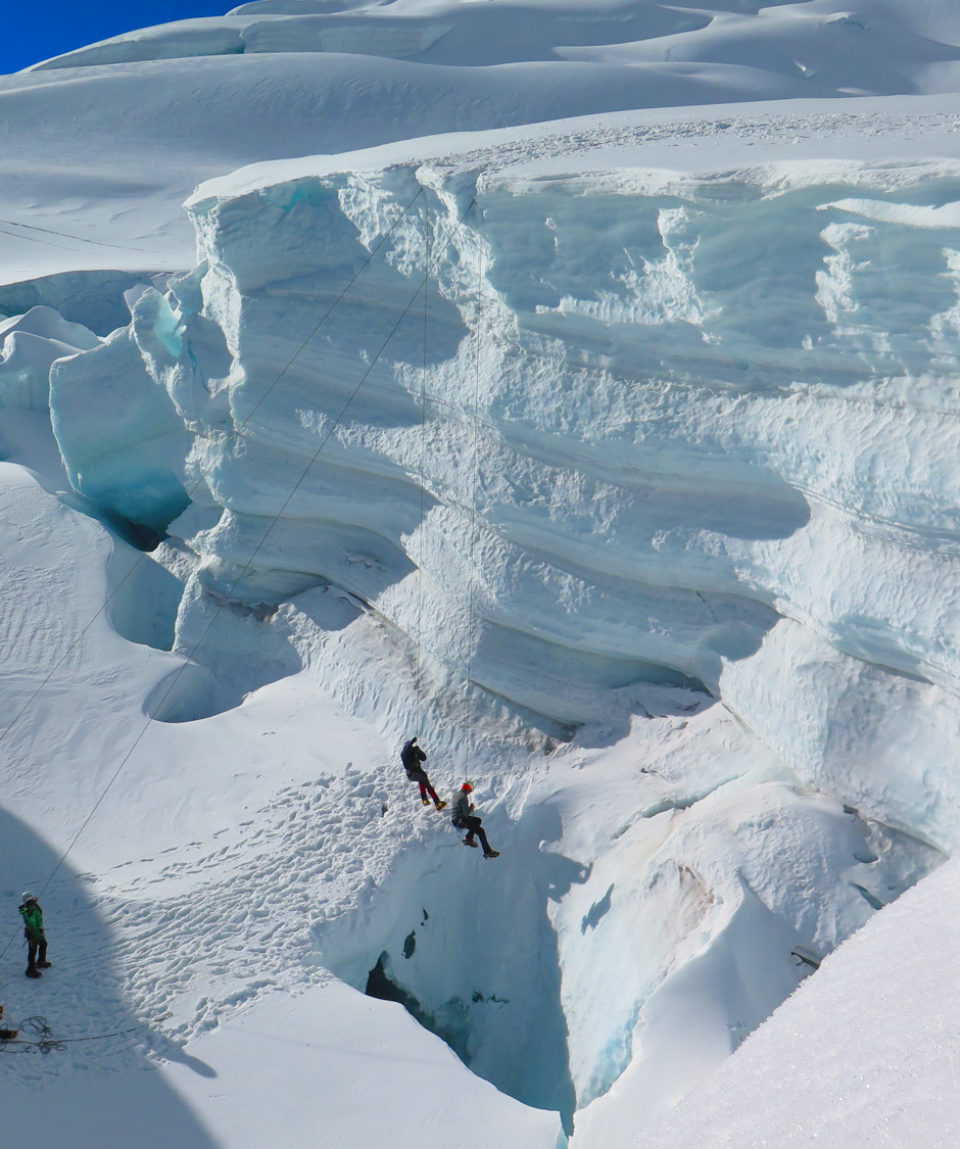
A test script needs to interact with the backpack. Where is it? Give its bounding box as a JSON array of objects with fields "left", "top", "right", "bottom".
[{"left": 401, "top": 739, "right": 426, "bottom": 773}]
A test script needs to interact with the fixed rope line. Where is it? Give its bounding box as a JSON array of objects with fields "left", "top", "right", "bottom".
[
  {"left": 223, "top": 195, "right": 480, "bottom": 608},
  {"left": 228, "top": 185, "right": 426, "bottom": 437},
  {"left": 415, "top": 233, "right": 430, "bottom": 722},
  {"left": 0, "top": 218, "right": 151, "bottom": 252},
  {"left": 10, "top": 194, "right": 480, "bottom": 927},
  {"left": 0, "top": 184, "right": 431, "bottom": 958},
  {"left": 0, "top": 185, "right": 426, "bottom": 755},
  {"left": 0, "top": 227, "right": 78, "bottom": 252},
  {"left": 464, "top": 246, "right": 485, "bottom": 775}
]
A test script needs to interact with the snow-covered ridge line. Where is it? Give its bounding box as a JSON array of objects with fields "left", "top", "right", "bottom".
[{"left": 24, "top": 0, "right": 960, "bottom": 119}]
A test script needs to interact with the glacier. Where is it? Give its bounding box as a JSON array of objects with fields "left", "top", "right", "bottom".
[
  {"left": 3, "top": 1, "right": 960, "bottom": 1146},
  {"left": 49, "top": 141, "right": 960, "bottom": 838}
]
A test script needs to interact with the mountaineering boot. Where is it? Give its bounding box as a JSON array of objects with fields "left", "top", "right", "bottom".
[
  {"left": 462, "top": 837, "right": 479, "bottom": 848},
  {"left": 25, "top": 967, "right": 41, "bottom": 978},
  {"left": 435, "top": 800, "right": 447, "bottom": 810},
  {"left": 421, "top": 796, "right": 431, "bottom": 806},
  {"left": 483, "top": 850, "right": 500, "bottom": 859},
  {"left": 37, "top": 961, "right": 52, "bottom": 969}
]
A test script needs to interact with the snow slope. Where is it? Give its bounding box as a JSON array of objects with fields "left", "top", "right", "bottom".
[
  {"left": 3, "top": 1, "right": 960, "bottom": 1146},
  {"left": 642, "top": 853, "right": 960, "bottom": 1149}
]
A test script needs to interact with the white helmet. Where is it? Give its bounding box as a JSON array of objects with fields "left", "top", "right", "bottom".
[{"left": 20, "top": 891, "right": 37, "bottom": 903}]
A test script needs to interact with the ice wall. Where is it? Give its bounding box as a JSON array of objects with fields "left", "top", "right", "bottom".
[
  {"left": 45, "top": 151, "right": 960, "bottom": 789},
  {"left": 52, "top": 155, "right": 960, "bottom": 791},
  {"left": 42, "top": 147, "right": 960, "bottom": 1130},
  {"left": 0, "top": 306, "right": 99, "bottom": 410}
]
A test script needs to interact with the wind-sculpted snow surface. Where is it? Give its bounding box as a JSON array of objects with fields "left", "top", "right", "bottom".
[{"left": 26, "top": 0, "right": 960, "bottom": 109}]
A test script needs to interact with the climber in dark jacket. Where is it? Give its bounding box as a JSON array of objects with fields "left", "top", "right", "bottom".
[
  {"left": 452, "top": 782, "right": 499, "bottom": 859},
  {"left": 401, "top": 737, "right": 446, "bottom": 810},
  {"left": 18, "top": 892, "right": 50, "bottom": 978}
]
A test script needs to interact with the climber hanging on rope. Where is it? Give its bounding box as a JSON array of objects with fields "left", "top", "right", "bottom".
[
  {"left": 452, "top": 782, "right": 499, "bottom": 859},
  {"left": 401, "top": 737, "right": 446, "bottom": 810}
]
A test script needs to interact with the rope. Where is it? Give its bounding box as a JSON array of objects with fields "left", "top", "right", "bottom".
[
  {"left": 232, "top": 185, "right": 425, "bottom": 435},
  {"left": 0, "top": 218, "right": 150, "bottom": 252},
  {"left": 0, "top": 186, "right": 433, "bottom": 961},
  {"left": 407, "top": 202, "right": 488, "bottom": 764},
  {"left": 0, "top": 1013, "right": 169, "bottom": 1055},
  {"left": 225, "top": 196, "right": 478, "bottom": 604},
  {"left": 415, "top": 244, "right": 430, "bottom": 722},
  {"left": 0, "top": 185, "right": 426, "bottom": 759},
  {"left": 2, "top": 193, "right": 480, "bottom": 946},
  {"left": 0, "top": 1016, "right": 65, "bottom": 1055},
  {"left": 463, "top": 247, "right": 485, "bottom": 775}
]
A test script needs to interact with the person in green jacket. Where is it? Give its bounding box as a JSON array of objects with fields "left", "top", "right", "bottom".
[{"left": 18, "top": 892, "right": 50, "bottom": 979}]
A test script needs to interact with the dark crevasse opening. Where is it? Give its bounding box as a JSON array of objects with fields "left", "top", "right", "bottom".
[
  {"left": 364, "top": 946, "right": 575, "bottom": 1135},
  {"left": 352, "top": 812, "right": 582, "bottom": 1136},
  {"left": 366, "top": 951, "right": 434, "bottom": 1029}
]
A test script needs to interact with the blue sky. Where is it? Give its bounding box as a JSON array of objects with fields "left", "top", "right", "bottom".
[{"left": 1, "top": 2, "right": 232, "bottom": 74}]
